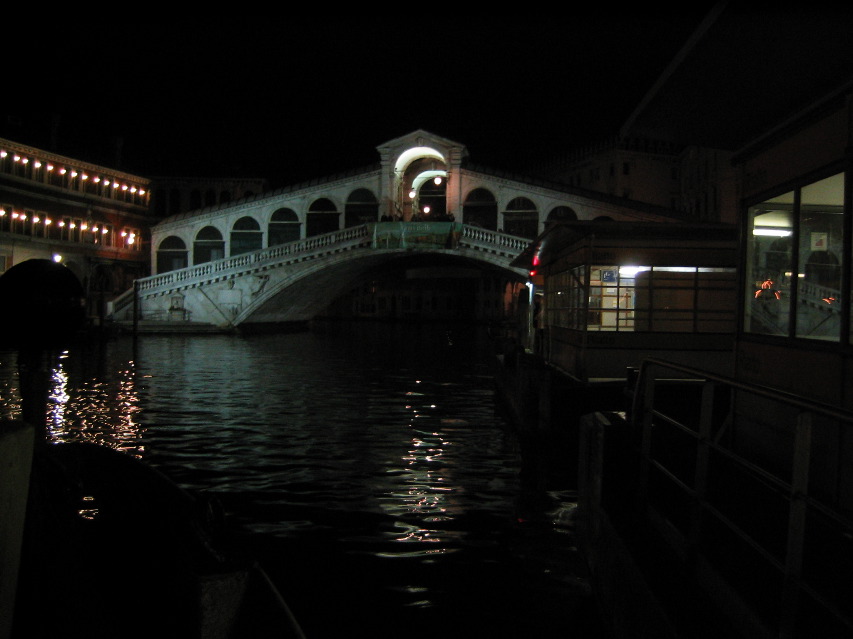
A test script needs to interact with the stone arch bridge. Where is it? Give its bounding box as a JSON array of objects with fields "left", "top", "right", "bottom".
[
  {"left": 109, "top": 222, "right": 530, "bottom": 329},
  {"left": 113, "top": 129, "right": 678, "bottom": 330}
]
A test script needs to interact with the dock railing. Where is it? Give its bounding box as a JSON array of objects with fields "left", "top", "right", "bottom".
[{"left": 585, "top": 358, "right": 853, "bottom": 639}]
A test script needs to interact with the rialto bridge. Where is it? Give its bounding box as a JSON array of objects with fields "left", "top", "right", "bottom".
[{"left": 109, "top": 130, "right": 676, "bottom": 329}]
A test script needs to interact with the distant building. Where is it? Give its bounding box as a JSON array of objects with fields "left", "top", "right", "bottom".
[
  {"left": 512, "top": 8, "right": 853, "bottom": 637},
  {"left": 528, "top": 134, "right": 736, "bottom": 224},
  {"left": 149, "top": 176, "right": 268, "bottom": 218},
  {"left": 0, "top": 137, "right": 153, "bottom": 324}
]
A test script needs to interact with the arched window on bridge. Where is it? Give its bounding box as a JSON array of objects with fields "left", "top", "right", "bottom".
[
  {"left": 307, "top": 198, "right": 340, "bottom": 237},
  {"left": 545, "top": 206, "right": 578, "bottom": 231},
  {"left": 156, "top": 236, "right": 188, "bottom": 274},
  {"left": 503, "top": 197, "right": 539, "bottom": 239},
  {"left": 194, "top": 226, "right": 225, "bottom": 265},
  {"left": 462, "top": 188, "right": 497, "bottom": 231},
  {"left": 268, "top": 208, "right": 301, "bottom": 245},
  {"left": 345, "top": 189, "right": 379, "bottom": 227},
  {"left": 230, "top": 216, "right": 263, "bottom": 256}
]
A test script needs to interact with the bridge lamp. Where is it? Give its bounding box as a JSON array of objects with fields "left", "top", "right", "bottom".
[
  {"left": 434, "top": 176, "right": 442, "bottom": 185},
  {"left": 52, "top": 253, "right": 62, "bottom": 263},
  {"left": 409, "top": 189, "right": 417, "bottom": 199},
  {"left": 423, "top": 206, "right": 431, "bottom": 214}
]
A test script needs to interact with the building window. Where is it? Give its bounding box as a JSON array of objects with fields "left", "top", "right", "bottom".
[
  {"left": 547, "top": 265, "right": 736, "bottom": 333},
  {"left": 744, "top": 172, "right": 845, "bottom": 342},
  {"left": 121, "top": 228, "right": 140, "bottom": 250}
]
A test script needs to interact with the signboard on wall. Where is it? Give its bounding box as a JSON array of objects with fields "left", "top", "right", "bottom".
[
  {"left": 372, "top": 222, "right": 462, "bottom": 249},
  {"left": 811, "top": 232, "right": 828, "bottom": 251}
]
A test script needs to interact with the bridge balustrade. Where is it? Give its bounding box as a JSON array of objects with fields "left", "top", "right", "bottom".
[{"left": 109, "top": 223, "right": 531, "bottom": 322}]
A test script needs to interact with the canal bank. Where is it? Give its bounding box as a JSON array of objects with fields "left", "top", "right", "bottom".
[{"left": 491, "top": 345, "right": 743, "bottom": 639}]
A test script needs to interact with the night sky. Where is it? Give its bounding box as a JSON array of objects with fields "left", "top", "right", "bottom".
[{"left": 6, "top": 14, "right": 717, "bottom": 188}]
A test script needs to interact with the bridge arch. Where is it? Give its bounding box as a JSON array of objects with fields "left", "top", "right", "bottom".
[
  {"left": 231, "top": 216, "right": 262, "bottom": 256},
  {"left": 548, "top": 205, "right": 577, "bottom": 223},
  {"left": 463, "top": 188, "right": 498, "bottom": 230},
  {"left": 345, "top": 188, "right": 379, "bottom": 227},
  {"left": 237, "top": 247, "right": 527, "bottom": 327},
  {"left": 393, "top": 146, "right": 449, "bottom": 222},
  {"left": 268, "top": 208, "right": 301, "bottom": 245},
  {"left": 193, "top": 225, "right": 225, "bottom": 264},
  {"left": 503, "top": 197, "right": 538, "bottom": 239},
  {"left": 307, "top": 197, "right": 340, "bottom": 236},
  {"left": 156, "top": 235, "right": 188, "bottom": 273},
  {"left": 394, "top": 146, "right": 446, "bottom": 173}
]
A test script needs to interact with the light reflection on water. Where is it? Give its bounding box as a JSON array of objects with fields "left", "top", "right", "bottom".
[{"left": 1, "top": 323, "right": 598, "bottom": 637}]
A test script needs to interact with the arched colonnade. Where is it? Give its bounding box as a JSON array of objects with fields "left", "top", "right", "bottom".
[{"left": 155, "top": 186, "right": 580, "bottom": 274}]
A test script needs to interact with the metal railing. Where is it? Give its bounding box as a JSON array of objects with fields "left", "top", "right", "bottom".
[{"left": 629, "top": 358, "right": 853, "bottom": 638}]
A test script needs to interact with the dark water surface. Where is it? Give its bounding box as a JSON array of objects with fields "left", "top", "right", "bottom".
[{"left": 2, "top": 322, "right": 603, "bottom": 638}]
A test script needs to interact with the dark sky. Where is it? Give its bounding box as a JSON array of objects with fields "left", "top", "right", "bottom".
[{"left": 5, "top": 14, "right": 715, "bottom": 188}]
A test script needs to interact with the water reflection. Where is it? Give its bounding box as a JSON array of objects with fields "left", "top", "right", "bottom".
[
  {"left": 2, "top": 348, "right": 147, "bottom": 455},
  {"left": 2, "top": 325, "right": 601, "bottom": 638}
]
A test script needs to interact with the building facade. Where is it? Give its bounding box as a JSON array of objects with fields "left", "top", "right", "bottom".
[
  {"left": 0, "top": 137, "right": 153, "bottom": 323},
  {"left": 150, "top": 176, "right": 268, "bottom": 218}
]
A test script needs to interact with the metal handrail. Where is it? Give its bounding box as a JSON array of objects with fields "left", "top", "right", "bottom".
[{"left": 632, "top": 357, "right": 853, "bottom": 638}]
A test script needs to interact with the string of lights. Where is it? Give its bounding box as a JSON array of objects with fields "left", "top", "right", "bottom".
[{"left": 0, "top": 148, "right": 148, "bottom": 199}]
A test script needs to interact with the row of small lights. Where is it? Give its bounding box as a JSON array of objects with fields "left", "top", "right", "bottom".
[
  {"left": 0, "top": 207, "right": 136, "bottom": 244},
  {"left": 1, "top": 149, "right": 147, "bottom": 196}
]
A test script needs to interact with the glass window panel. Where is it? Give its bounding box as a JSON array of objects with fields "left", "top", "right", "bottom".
[
  {"left": 745, "top": 194, "right": 794, "bottom": 336},
  {"left": 796, "top": 173, "right": 844, "bottom": 341}
]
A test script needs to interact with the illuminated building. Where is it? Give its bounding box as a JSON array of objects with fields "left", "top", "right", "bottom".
[
  {"left": 0, "top": 137, "right": 151, "bottom": 324},
  {"left": 510, "top": 7, "right": 853, "bottom": 637}
]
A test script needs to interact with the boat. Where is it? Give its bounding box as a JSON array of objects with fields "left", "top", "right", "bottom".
[{"left": 12, "top": 438, "right": 306, "bottom": 639}]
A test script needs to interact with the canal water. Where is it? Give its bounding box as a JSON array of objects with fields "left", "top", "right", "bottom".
[{"left": 2, "top": 321, "right": 603, "bottom": 638}]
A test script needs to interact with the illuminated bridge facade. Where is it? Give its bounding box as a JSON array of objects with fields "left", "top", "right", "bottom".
[{"left": 111, "top": 130, "right": 677, "bottom": 328}]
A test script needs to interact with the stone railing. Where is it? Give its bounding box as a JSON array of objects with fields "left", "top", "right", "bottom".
[
  {"left": 109, "top": 223, "right": 530, "bottom": 319},
  {"left": 459, "top": 225, "right": 531, "bottom": 257}
]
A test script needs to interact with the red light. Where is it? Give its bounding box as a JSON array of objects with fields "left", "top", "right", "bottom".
[{"left": 529, "top": 270, "right": 537, "bottom": 277}]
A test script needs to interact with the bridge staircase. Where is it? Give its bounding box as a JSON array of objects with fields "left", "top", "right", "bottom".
[{"left": 107, "top": 223, "right": 531, "bottom": 333}]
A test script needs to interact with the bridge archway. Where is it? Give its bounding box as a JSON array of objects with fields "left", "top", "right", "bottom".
[
  {"left": 269, "top": 208, "right": 300, "bottom": 245},
  {"left": 463, "top": 188, "right": 498, "bottom": 230},
  {"left": 308, "top": 198, "right": 340, "bottom": 236},
  {"left": 503, "top": 197, "right": 538, "bottom": 239},
  {"left": 239, "top": 249, "right": 527, "bottom": 327},
  {"left": 394, "top": 146, "right": 449, "bottom": 222},
  {"left": 156, "top": 235, "right": 188, "bottom": 273},
  {"left": 345, "top": 189, "right": 380, "bottom": 227},
  {"left": 194, "top": 226, "right": 224, "bottom": 264},
  {"left": 546, "top": 205, "right": 578, "bottom": 230},
  {"left": 231, "top": 216, "right": 262, "bottom": 256}
]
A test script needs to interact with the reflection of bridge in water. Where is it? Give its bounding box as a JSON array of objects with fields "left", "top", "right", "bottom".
[{"left": 109, "top": 222, "right": 530, "bottom": 329}]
